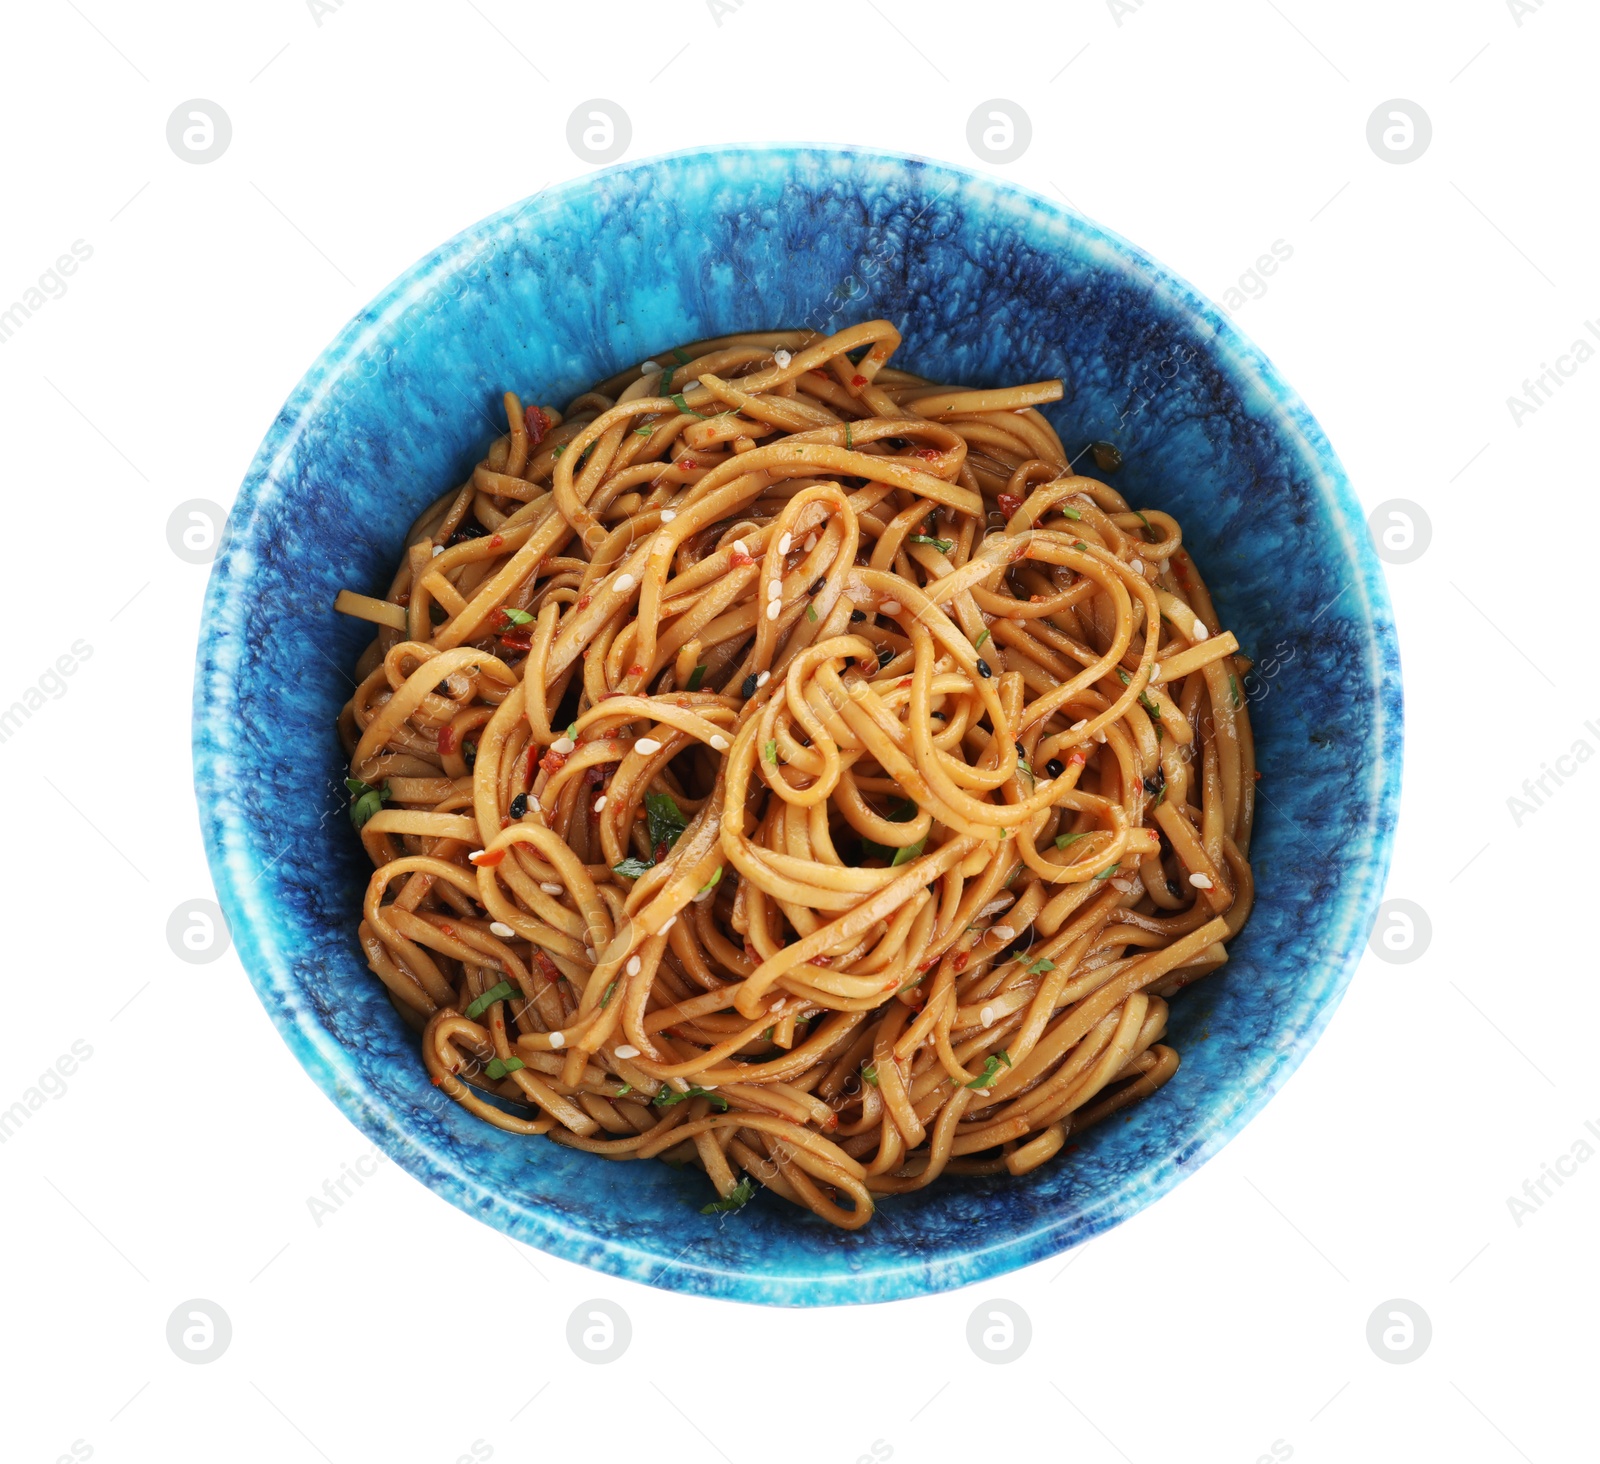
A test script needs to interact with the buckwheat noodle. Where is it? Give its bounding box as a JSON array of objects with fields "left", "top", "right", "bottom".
[{"left": 334, "top": 320, "right": 1257, "bottom": 1228}]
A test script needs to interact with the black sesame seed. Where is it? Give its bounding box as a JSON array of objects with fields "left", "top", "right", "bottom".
[
  {"left": 850, "top": 609, "right": 866, "bottom": 623},
  {"left": 878, "top": 648, "right": 894, "bottom": 669},
  {"left": 741, "top": 673, "right": 758, "bottom": 698},
  {"left": 1015, "top": 741, "right": 1026, "bottom": 759},
  {"left": 435, "top": 680, "right": 451, "bottom": 695},
  {"left": 1045, "top": 758, "right": 1064, "bottom": 778},
  {"left": 810, "top": 578, "right": 825, "bottom": 594},
  {"left": 509, "top": 793, "right": 528, "bottom": 819},
  {"left": 976, "top": 658, "right": 993, "bottom": 678},
  {"left": 1143, "top": 773, "right": 1165, "bottom": 796}
]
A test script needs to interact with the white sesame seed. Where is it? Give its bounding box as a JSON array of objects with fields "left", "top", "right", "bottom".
[
  {"left": 615, "top": 1044, "right": 641, "bottom": 1060},
  {"left": 767, "top": 580, "right": 783, "bottom": 600},
  {"left": 804, "top": 534, "right": 817, "bottom": 551},
  {"left": 990, "top": 925, "right": 1016, "bottom": 943},
  {"left": 767, "top": 601, "right": 781, "bottom": 620},
  {"left": 614, "top": 573, "right": 636, "bottom": 593},
  {"left": 709, "top": 733, "right": 730, "bottom": 751},
  {"left": 660, "top": 509, "right": 677, "bottom": 522},
  {"left": 1149, "top": 664, "right": 1162, "bottom": 684},
  {"left": 977, "top": 895, "right": 1015, "bottom": 919},
  {"left": 641, "top": 360, "right": 660, "bottom": 373},
  {"left": 552, "top": 736, "right": 576, "bottom": 754},
  {"left": 1158, "top": 558, "right": 1171, "bottom": 574},
  {"left": 683, "top": 379, "right": 700, "bottom": 391},
  {"left": 1191, "top": 620, "right": 1209, "bottom": 641},
  {"left": 468, "top": 849, "right": 486, "bottom": 862},
  {"left": 540, "top": 883, "right": 562, "bottom": 895},
  {"left": 1189, "top": 872, "right": 1214, "bottom": 890},
  {"left": 1132, "top": 558, "right": 1145, "bottom": 576},
  {"left": 880, "top": 600, "right": 902, "bottom": 615},
  {"left": 548, "top": 1030, "right": 566, "bottom": 1048},
  {"left": 756, "top": 671, "right": 770, "bottom": 687},
  {"left": 774, "top": 349, "right": 792, "bottom": 368},
  {"left": 1110, "top": 878, "right": 1134, "bottom": 893},
  {"left": 731, "top": 539, "right": 749, "bottom": 557},
  {"left": 584, "top": 947, "right": 596, "bottom": 961},
  {"left": 1094, "top": 730, "right": 1107, "bottom": 744},
  {"left": 489, "top": 921, "right": 515, "bottom": 938},
  {"left": 778, "top": 532, "right": 793, "bottom": 554},
  {"left": 662, "top": 914, "right": 677, "bottom": 932},
  {"left": 980, "top": 1005, "right": 996, "bottom": 1028},
  {"left": 431, "top": 545, "right": 444, "bottom": 557},
  {"left": 634, "top": 738, "right": 662, "bottom": 755},
  {"left": 626, "top": 956, "right": 642, "bottom": 976},
  {"left": 594, "top": 795, "right": 607, "bottom": 812},
  {"left": 1070, "top": 719, "right": 1089, "bottom": 732}
]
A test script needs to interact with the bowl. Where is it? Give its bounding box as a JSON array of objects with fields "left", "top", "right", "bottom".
[{"left": 194, "top": 143, "right": 1401, "bottom": 1305}]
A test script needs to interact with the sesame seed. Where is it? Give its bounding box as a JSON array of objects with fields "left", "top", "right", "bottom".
[
  {"left": 978, "top": 895, "right": 1015, "bottom": 919},
  {"left": 585, "top": 947, "right": 596, "bottom": 961},
  {"left": 980, "top": 1005, "right": 996, "bottom": 1028},
  {"left": 1158, "top": 558, "right": 1171, "bottom": 574},
  {"left": 1111, "top": 878, "right": 1134, "bottom": 893},
  {"left": 990, "top": 925, "right": 1016, "bottom": 943},
  {"left": 552, "top": 736, "right": 576, "bottom": 754},
  {"left": 615, "top": 1045, "right": 641, "bottom": 1060},
  {"left": 767, "top": 601, "right": 781, "bottom": 620},
  {"left": 541, "top": 883, "right": 562, "bottom": 894},
  {"left": 614, "top": 573, "right": 636, "bottom": 593},
  {"left": 682, "top": 379, "right": 700, "bottom": 391},
  {"left": 1070, "top": 719, "right": 1089, "bottom": 732},
  {"left": 1131, "top": 558, "right": 1144, "bottom": 575},
  {"left": 1149, "top": 664, "right": 1162, "bottom": 684},
  {"left": 641, "top": 360, "right": 660, "bottom": 373},
  {"left": 431, "top": 545, "right": 444, "bottom": 557},
  {"left": 709, "top": 733, "right": 730, "bottom": 751},
  {"left": 1094, "top": 729, "right": 1107, "bottom": 744},
  {"left": 627, "top": 956, "right": 642, "bottom": 976},
  {"left": 756, "top": 670, "right": 770, "bottom": 687},
  {"left": 768, "top": 580, "right": 783, "bottom": 600},
  {"left": 1189, "top": 872, "right": 1214, "bottom": 890},
  {"left": 660, "top": 509, "right": 677, "bottom": 522},
  {"left": 489, "top": 921, "right": 515, "bottom": 938},
  {"left": 731, "top": 539, "right": 749, "bottom": 557},
  {"left": 635, "top": 738, "right": 662, "bottom": 755},
  {"left": 774, "top": 349, "right": 792, "bottom": 367},
  {"left": 976, "top": 658, "right": 993, "bottom": 678},
  {"left": 594, "top": 795, "right": 608, "bottom": 812},
  {"left": 662, "top": 915, "right": 677, "bottom": 932},
  {"left": 778, "top": 532, "right": 793, "bottom": 554},
  {"left": 880, "top": 600, "right": 902, "bottom": 615},
  {"left": 1191, "top": 620, "right": 1209, "bottom": 641},
  {"left": 804, "top": 534, "right": 817, "bottom": 551},
  {"left": 548, "top": 1031, "right": 566, "bottom": 1048}
]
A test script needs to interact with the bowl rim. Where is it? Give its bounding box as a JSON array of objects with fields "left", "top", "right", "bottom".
[{"left": 194, "top": 140, "right": 1402, "bottom": 1305}]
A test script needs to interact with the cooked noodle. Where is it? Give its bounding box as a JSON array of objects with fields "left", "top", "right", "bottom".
[{"left": 334, "top": 320, "right": 1256, "bottom": 1228}]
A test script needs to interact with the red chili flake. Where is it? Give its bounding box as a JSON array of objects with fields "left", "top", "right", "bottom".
[
  {"left": 524, "top": 404, "right": 548, "bottom": 445},
  {"left": 532, "top": 948, "right": 562, "bottom": 980},
  {"left": 953, "top": 952, "right": 969, "bottom": 972},
  {"left": 627, "top": 664, "right": 644, "bottom": 678},
  {"left": 822, "top": 1111, "right": 840, "bottom": 1130},
  {"left": 729, "top": 548, "right": 755, "bottom": 568},
  {"left": 438, "top": 725, "right": 456, "bottom": 755},
  {"left": 1068, "top": 749, "right": 1087, "bottom": 767},
  {"left": 469, "top": 848, "right": 505, "bottom": 867},
  {"left": 912, "top": 447, "right": 941, "bottom": 463},
  {"left": 540, "top": 748, "right": 569, "bottom": 776},
  {"left": 575, "top": 595, "right": 591, "bottom": 611},
  {"left": 438, "top": 923, "right": 455, "bottom": 937},
  {"left": 1253, "top": 770, "right": 1262, "bottom": 781},
  {"left": 813, "top": 954, "right": 832, "bottom": 967},
  {"left": 678, "top": 456, "right": 697, "bottom": 470},
  {"left": 851, "top": 374, "right": 867, "bottom": 388},
  {"left": 653, "top": 841, "right": 669, "bottom": 863},
  {"left": 498, "top": 633, "right": 532, "bottom": 652},
  {"left": 918, "top": 957, "right": 937, "bottom": 972},
  {"left": 488, "top": 533, "right": 504, "bottom": 549},
  {"left": 396, "top": 592, "right": 411, "bottom": 606},
  {"left": 1029, "top": 594, "right": 1047, "bottom": 604},
  {"left": 524, "top": 747, "right": 539, "bottom": 779},
  {"left": 997, "top": 492, "right": 1023, "bottom": 516}
]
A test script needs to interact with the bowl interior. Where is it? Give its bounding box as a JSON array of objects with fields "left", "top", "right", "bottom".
[{"left": 195, "top": 145, "right": 1400, "bottom": 1305}]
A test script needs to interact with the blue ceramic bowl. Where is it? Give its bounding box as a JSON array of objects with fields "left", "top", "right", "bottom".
[{"left": 194, "top": 144, "right": 1401, "bottom": 1305}]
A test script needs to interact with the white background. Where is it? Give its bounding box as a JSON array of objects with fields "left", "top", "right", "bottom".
[{"left": 1, "top": 2, "right": 1592, "bottom": 1461}]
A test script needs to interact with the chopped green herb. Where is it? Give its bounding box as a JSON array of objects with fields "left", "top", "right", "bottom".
[
  {"left": 1026, "top": 957, "right": 1056, "bottom": 975},
  {"left": 1073, "top": 540, "right": 1087, "bottom": 550},
  {"left": 1229, "top": 674, "right": 1242, "bottom": 708},
  {"left": 498, "top": 605, "right": 534, "bottom": 626},
  {"left": 891, "top": 837, "right": 928, "bottom": 867},
  {"left": 1153, "top": 784, "right": 1168, "bottom": 807},
  {"left": 685, "top": 663, "right": 708, "bottom": 691},
  {"left": 615, "top": 1083, "right": 634, "bottom": 1096},
  {"left": 485, "top": 1055, "right": 525, "bottom": 1080},
  {"left": 844, "top": 422, "right": 853, "bottom": 449},
  {"left": 613, "top": 857, "right": 655, "bottom": 878},
  {"left": 1094, "top": 864, "right": 1118, "bottom": 880},
  {"left": 552, "top": 444, "right": 565, "bottom": 458},
  {"left": 974, "top": 629, "right": 990, "bottom": 650},
  {"left": 1055, "top": 832, "right": 1090, "bottom": 851},
  {"left": 909, "top": 534, "right": 955, "bottom": 553},
  {"left": 634, "top": 425, "right": 654, "bottom": 438},
  {"left": 654, "top": 1085, "right": 729, "bottom": 1111},
  {"left": 966, "top": 1051, "right": 1013, "bottom": 1090},
  {"left": 1135, "top": 510, "right": 1152, "bottom": 531},
  {"left": 671, "top": 346, "right": 693, "bottom": 365},
  {"left": 764, "top": 739, "right": 778, "bottom": 765},
  {"left": 644, "top": 791, "right": 688, "bottom": 851},
  {"left": 1060, "top": 507, "right": 1082, "bottom": 521},
  {"left": 861, "top": 1062, "right": 880, "bottom": 1087},
  {"left": 346, "top": 776, "right": 392, "bottom": 831},
  {"left": 698, "top": 867, "right": 723, "bottom": 898},
  {"left": 1118, "top": 670, "right": 1131, "bottom": 685},
  {"left": 670, "top": 392, "right": 705, "bottom": 418},
  {"left": 806, "top": 603, "right": 818, "bottom": 623},
  {"left": 464, "top": 980, "right": 518, "bottom": 1020},
  {"left": 701, "top": 1176, "right": 756, "bottom": 1214},
  {"left": 566, "top": 722, "right": 578, "bottom": 740},
  {"left": 1139, "top": 692, "right": 1161, "bottom": 719}
]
